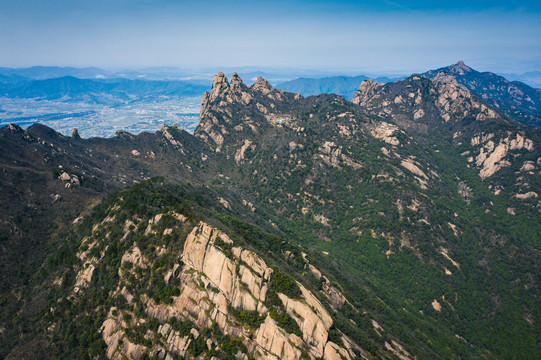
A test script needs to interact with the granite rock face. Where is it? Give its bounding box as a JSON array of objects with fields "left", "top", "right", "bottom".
[{"left": 96, "top": 218, "right": 361, "bottom": 360}]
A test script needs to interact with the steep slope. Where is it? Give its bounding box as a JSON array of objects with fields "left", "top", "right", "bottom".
[
  {"left": 423, "top": 61, "right": 541, "bottom": 129},
  {"left": 195, "top": 73, "right": 541, "bottom": 359},
  {"left": 0, "top": 122, "right": 212, "bottom": 357},
  {"left": 352, "top": 75, "right": 541, "bottom": 209},
  {"left": 16, "top": 179, "right": 405, "bottom": 359}
]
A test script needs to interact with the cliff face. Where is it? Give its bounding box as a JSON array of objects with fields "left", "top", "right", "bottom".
[{"left": 70, "top": 189, "right": 366, "bottom": 360}]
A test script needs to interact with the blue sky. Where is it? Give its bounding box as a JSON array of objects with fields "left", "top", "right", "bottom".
[{"left": 0, "top": 0, "right": 539, "bottom": 73}]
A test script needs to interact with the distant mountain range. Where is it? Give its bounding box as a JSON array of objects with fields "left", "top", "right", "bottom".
[
  {"left": 0, "top": 76, "right": 210, "bottom": 103},
  {"left": 1, "top": 63, "right": 540, "bottom": 132},
  {"left": 0, "top": 66, "right": 119, "bottom": 81},
  {"left": 277, "top": 75, "right": 400, "bottom": 100},
  {"left": 0, "top": 68, "right": 401, "bottom": 104},
  {"left": 500, "top": 71, "right": 541, "bottom": 89}
]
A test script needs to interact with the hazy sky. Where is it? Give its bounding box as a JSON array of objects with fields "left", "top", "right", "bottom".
[{"left": 1, "top": 0, "right": 540, "bottom": 73}]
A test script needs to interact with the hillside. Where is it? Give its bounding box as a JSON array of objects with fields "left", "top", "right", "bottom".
[
  {"left": 423, "top": 61, "right": 541, "bottom": 129},
  {"left": 0, "top": 69, "right": 540, "bottom": 359}
]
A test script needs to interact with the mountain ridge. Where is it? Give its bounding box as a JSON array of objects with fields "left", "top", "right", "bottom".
[
  {"left": 0, "top": 63, "right": 540, "bottom": 359},
  {"left": 423, "top": 61, "right": 541, "bottom": 129}
]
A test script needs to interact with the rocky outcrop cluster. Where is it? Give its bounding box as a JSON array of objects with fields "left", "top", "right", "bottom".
[
  {"left": 353, "top": 75, "right": 503, "bottom": 129},
  {"left": 466, "top": 131, "right": 535, "bottom": 179},
  {"left": 352, "top": 79, "right": 384, "bottom": 107},
  {"left": 96, "top": 217, "right": 363, "bottom": 360},
  {"left": 195, "top": 72, "right": 297, "bottom": 150},
  {"left": 58, "top": 171, "right": 80, "bottom": 187}
]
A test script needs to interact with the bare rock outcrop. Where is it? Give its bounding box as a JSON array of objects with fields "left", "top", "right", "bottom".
[
  {"left": 251, "top": 76, "right": 273, "bottom": 95},
  {"left": 352, "top": 80, "right": 384, "bottom": 107},
  {"left": 470, "top": 132, "right": 534, "bottom": 179},
  {"left": 70, "top": 128, "right": 81, "bottom": 139},
  {"left": 98, "top": 220, "right": 359, "bottom": 360}
]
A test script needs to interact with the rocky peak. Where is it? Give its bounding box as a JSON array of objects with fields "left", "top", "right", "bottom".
[
  {"left": 446, "top": 61, "right": 473, "bottom": 76},
  {"left": 230, "top": 72, "right": 248, "bottom": 93},
  {"left": 4, "top": 124, "right": 23, "bottom": 133},
  {"left": 230, "top": 72, "right": 242, "bottom": 85},
  {"left": 70, "top": 128, "right": 81, "bottom": 139},
  {"left": 203, "top": 72, "right": 251, "bottom": 105},
  {"left": 352, "top": 79, "right": 384, "bottom": 106},
  {"left": 213, "top": 72, "right": 228, "bottom": 85},
  {"left": 251, "top": 76, "right": 273, "bottom": 94},
  {"left": 197, "top": 72, "right": 258, "bottom": 146},
  {"left": 423, "top": 62, "right": 541, "bottom": 129},
  {"left": 210, "top": 72, "right": 230, "bottom": 99}
]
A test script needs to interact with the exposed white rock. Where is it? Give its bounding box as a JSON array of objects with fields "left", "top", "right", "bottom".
[
  {"left": 401, "top": 159, "right": 428, "bottom": 179},
  {"left": 413, "top": 108, "right": 425, "bottom": 120},
  {"left": 431, "top": 299, "right": 442, "bottom": 312},
  {"left": 352, "top": 80, "right": 384, "bottom": 106},
  {"left": 515, "top": 192, "right": 538, "bottom": 200},
  {"left": 242, "top": 199, "right": 256, "bottom": 212},
  {"left": 400, "top": 159, "right": 429, "bottom": 189},
  {"left": 472, "top": 133, "right": 534, "bottom": 179},
  {"left": 235, "top": 139, "right": 254, "bottom": 163},
  {"left": 74, "top": 264, "right": 95, "bottom": 293},
  {"left": 99, "top": 221, "right": 356, "bottom": 360},
  {"left": 439, "top": 248, "right": 460, "bottom": 269},
  {"left": 121, "top": 246, "right": 148, "bottom": 269},
  {"left": 314, "top": 214, "right": 330, "bottom": 226},
  {"left": 477, "top": 141, "right": 508, "bottom": 179},
  {"left": 278, "top": 284, "right": 333, "bottom": 357},
  {"left": 324, "top": 341, "right": 352, "bottom": 360},
  {"left": 218, "top": 197, "right": 231, "bottom": 209},
  {"left": 385, "top": 340, "right": 412, "bottom": 360},
  {"left": 254, "top": 316, "right": 302, "bottom": 359},
  {"left": 509, "top": 133, "right": 534, "bottom": 151},
  {"left": 370, "top": 122, "right": 399, "bottom": 145},
  {"left": 59, "top": 172, "right": 71, "bottom": 181},
  {"left": 520, "top": 161, "right": 536, "bottom": 172}
]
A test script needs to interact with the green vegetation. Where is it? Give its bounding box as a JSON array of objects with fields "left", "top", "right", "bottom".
[
  {"left": 268, "top": 267, "right": 302, "bottom": 299},
  {"left": 214, "top": 236, "right": 234, "bottom": 259},
  {"left": 227, "top": 305, "right": 266, "bottom": 329},
  {"left": 1, "top": 71, "right": 540, "bottom": 360},
  {"left": 265, "top": 285, "right": 302, "bottom": 337}
]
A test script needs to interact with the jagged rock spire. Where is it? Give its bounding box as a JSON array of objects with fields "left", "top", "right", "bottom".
[
  {"left": 200, "top": 72, "right": 254, "bottom": 117},
  {"left": 352, "top": 79, "right": 384, "bottom": 106},
  {"left": 252, "top": 76, "right": 273, "bottom": 94},
  {"left": 70, "top": 128, "right": 81, "bottom": 139},
  {"left": 210, "top": 72, "right": 229, "bottom": 99},
  {"left": 230, "top": 72, "right": 248, "bottom": 93}
]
